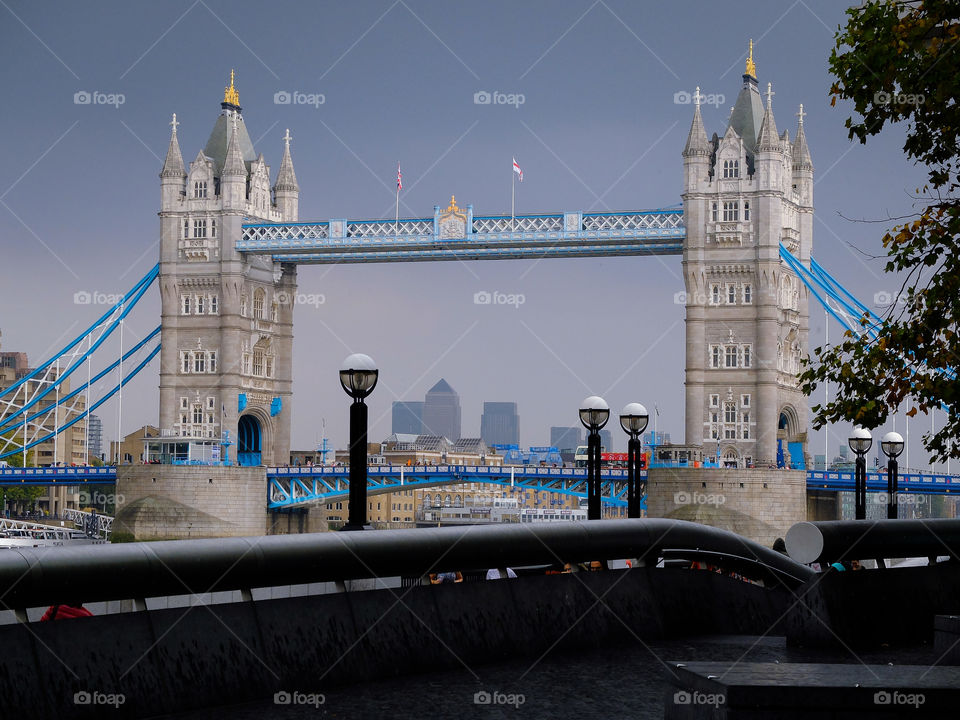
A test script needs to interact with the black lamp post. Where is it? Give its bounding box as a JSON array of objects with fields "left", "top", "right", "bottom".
[
  {"left": 340, "top": 353, "right": 378, "bottom": 531},
  {"left": 881, "top": 431, "right": 904, "bottom": 520},
  {"left": 848, "top": 427, "right": 873, "bottom": 520},
  {"left": 579, "top": 395, "right": 610, "bottom": 521},
  {"left": 620, "top": 403, "right": 650, "bottom": 519}
]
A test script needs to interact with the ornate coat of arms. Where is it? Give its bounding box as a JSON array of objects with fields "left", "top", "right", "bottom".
[{"left": 438, "top": 196, "right": 467, "bottom": 240}]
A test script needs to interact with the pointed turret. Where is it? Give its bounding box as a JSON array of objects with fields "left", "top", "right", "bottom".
[
  {"left": 275, "top": 129, "right": 299, "bottom": 191},
  {"left": 274, "top": 129, "right": 300, "bottom": 221},
  {"left": 682, "top": 88, "right": 711, "bottom": 157},
  {"left": 727, "top": 41, "right": 765, "bottom": 159},
  {"left": 755, "top": 83, "right": 780, "bottom": 153},
  {"left": 222, "top": 115, "right": 247, "bottom": 177},
  {"left": 792, "top": 104, "right": 812, "bottom": 170},
  {"left": 161, "top": 113, "right": 185, "bottom": 178}
]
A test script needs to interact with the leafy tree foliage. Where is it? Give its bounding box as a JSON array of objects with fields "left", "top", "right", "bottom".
[{"left": 801, "top": 0, "right": 960, "bottom": 462}]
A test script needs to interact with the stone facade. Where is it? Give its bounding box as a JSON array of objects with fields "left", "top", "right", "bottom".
[
  {"left": 645, "top": 466, "right": 807, "bottom": 548},
  {"left": 681, "top": 58, "right": 813, "bottom": 469},
  {"left": 158, "top": 76, "right": 299, "bottom": 467},
  {"left": 115, "top": 465, "right": 268, "bottom": 539}
]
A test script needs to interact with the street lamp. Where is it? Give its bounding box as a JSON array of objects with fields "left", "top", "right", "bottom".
[
  {"left": 579, "top": 396, "right": 610, "bottom": 520},
  {"left": 881, "top": 431, "right": 904, "bottom": 520},
  {"left": 340, "top": 353, "right": 378, "bottom": 531},
  {"left": 848, "top": 427, "right": 873, "bottom": 520},
  {"left": 620, "top": 403, "right": 650, "bottom": 519}
]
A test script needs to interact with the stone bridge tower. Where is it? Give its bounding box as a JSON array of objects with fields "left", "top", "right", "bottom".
[
  {"left": 158, "top": 72, "right": 299, "bottom": 466},
  {"left": 681, "top": 44, "right": 813, "bottom": 468}
]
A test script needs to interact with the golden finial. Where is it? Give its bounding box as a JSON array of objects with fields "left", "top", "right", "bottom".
[
  {"left": 745, "top": 39, "right": 757, "bottom": 79},
  {"left": 223, "top": 69, "right": 240, "bottom": 106},
  {"left": 446, "top": 195, "right": 461, "bottom": 213}
]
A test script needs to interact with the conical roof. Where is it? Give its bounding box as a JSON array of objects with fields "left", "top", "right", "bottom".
[
  {"left": 160, "top": 113, "right": 185, "bottom": 178},
  {"left": 756, "top": 83, "right": 780, "bottom": 153},
  {"left": 726, "top": 76, "right": 764, "bottom": 155},
  {"left": 682, "top": 92, "right": 710, "bottom": 157},
  {"left": 203, "top": 110, "right": 256, "bottom": 176},
  {"left": 221, "top": 116, "right": 247, "bottom": 177},
  {"left": 792, "top": 105, "right": 812, "bottom": 169},
  {"left": 275, "top": 129, "right": 299, "bottom": 191}
]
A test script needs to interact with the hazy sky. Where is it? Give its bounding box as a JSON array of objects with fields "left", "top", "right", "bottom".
[{"left": 0, "top": 1, "right": 940, "bottom": 466}]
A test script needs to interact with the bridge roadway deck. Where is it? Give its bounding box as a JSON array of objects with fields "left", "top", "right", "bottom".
[{"left": 2, "top": 465, "right": 959, "bottom": 503}]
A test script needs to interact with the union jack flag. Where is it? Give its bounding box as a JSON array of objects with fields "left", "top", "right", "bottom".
[{"left": 397, "top": 162, "right": 402, "bottom": 192}]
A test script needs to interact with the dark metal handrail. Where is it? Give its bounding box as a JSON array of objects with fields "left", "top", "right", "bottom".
[
  {"left": 0, "top": 519, "right": 813, "bottom": 611},
  {"left": 785, "top": 518, "right": 960, "bottom": 565}
]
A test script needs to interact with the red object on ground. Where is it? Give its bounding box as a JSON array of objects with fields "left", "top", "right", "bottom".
[{"left": 40, "top": 605, "right": 93, "bottom": 621}]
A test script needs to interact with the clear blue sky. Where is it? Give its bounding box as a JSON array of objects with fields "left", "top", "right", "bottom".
[{"left": 0, "top": 1, "right": 936, "bottom": 465}]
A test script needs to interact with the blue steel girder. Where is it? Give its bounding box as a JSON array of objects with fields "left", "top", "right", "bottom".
[
  {"left": 239, "top": 209, "right": 685, "bottom": 264},
  {"left": 266, "top": 465, "right": 634, "bottom": 509}
]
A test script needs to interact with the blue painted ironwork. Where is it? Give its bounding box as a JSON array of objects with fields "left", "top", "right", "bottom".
[
  {"left": 237, "top": 415, "right": 262, "bottom": 467},
  {"left": 238, "top": 209, "right": 685, "bottom": 264}
]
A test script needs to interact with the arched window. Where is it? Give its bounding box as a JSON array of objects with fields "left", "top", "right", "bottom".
[
  {"left": 454, "top": 495, "right": 463, "bottom": 507},
  {"left": 253, "top": 288, "right": 265, "bottom": 319},
  {"left": 444, "top": 494, "right": 452, "bottom": 507},
  {"left": 423, "top": 494, "right": 431, "bottom": 507}
]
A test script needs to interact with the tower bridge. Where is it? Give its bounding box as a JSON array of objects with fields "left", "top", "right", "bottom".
[{"left": 156, "top": 54, "right": 812, "bottom": 473}]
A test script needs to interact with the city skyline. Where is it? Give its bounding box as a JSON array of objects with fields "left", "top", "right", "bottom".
[{"left": 0, "top": 1, "right": 943, "bottom": 465}]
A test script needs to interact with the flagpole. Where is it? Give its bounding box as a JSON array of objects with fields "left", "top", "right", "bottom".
[
  {"left": 511, "top": 160, "right": 515, "bottom": 232},
  {"left": 395, "top": 161, "right": 400, "bottom": 239}
]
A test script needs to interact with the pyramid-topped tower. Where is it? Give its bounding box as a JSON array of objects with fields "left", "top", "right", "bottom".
[
  {"left": 158, "top": 72, "right": 300, "bottom": 466},
  {"left": 681, "top": 42, "right": 813, "bottom": 468}
]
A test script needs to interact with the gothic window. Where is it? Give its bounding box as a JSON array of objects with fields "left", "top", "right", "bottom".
[
  {"left": 182, "top": 295, "right": 191, "bottom": 315},
  {"left": 207, "top": 397, "right": 216, "bottom": 410},
  {"left": 193, "top": 404, "right": 203, "bottom": 424},
  {"left": 210, "top": 295, "right": 218, "bottom": 314},
  {"left": 711, "top": 346, "right": 721, "bottom": 368},
  {"left": 240, "top": 295, "right": 248, "bottom": 317},
  {"left": 194, "top": 353, "right": 205, "bottom": 373},
  {"left": 242, "top": 353, "right": 251, "bottom": 375},
  {"left": 271, "top": 301, "right": 279, "bottom": 322},
  {"left": 722, "top": 159, "right": 739, "bottom": 178},
  {"left": 740, "top": 394, "right": 751, "bottom": 407},
  {"left": 742, "top": 345, "right": 752, "bottom": 368},
  {"left": 180, "top": 351, "right": 190, "bottom": 373},
  {"left": 711, "top": 202, "right": 718, "bottom": 222},
  {"left": 194, "top": 181, "right": 208, "bottom": 199},
  {"left": 743, "top": 284, "right": 752, "bottom": 304},
  {"left": 183, "top": 219, "right": 189, "bottom": 238},
  {"left": 253, "top": 288, "right": 265, "bottom": 320},
  {"left": 180, "top": 397, "right": 188, "bottom": 410},
  {"left": 710, "top": 394, "right": 719, "bottom": 407},
  {"left": 722, "top": 201, "right": 739, "bottom": 222},
  {"left": 727, "top": 285, "right": 736, "bottom": 304},
  {"left": 196, "top": 295, "right": 205, "bottom": 314},
  {"left": 725, "top": 346, "right": 738, "bottom": 368},
  {"left": 211, "top": 219, "right": 217, "bottom": 238},
  {"left": 193, "top": 219, "right": 207, "bottom": 238},
  {"left": 724, "top": 403, "right": 737, "bottom": 423},
  {"left": 711, "top": 426, "right": 719, "bottom": 440},
  {"left": 725, "top": 427, "right": 737, "bottom": 439},
  {"left": 711, "top": 284, "right": 720, "bottom": 305},
  {"left": 208, "top": 351, "right": 217, "bottom": 373},
  {"left": 744, "top": 201, "right": 750, "bottom": 221},
  {"left": 265, "top": 356, "right": 273, "bottom": 378}
]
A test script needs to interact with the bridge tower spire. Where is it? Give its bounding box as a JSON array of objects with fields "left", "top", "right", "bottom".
[
  {"left": 681, "top": 51, "right": 813, "bottom": 469},
  {"left": 157, "top": 72, "right": 296, "bottom": 467}
]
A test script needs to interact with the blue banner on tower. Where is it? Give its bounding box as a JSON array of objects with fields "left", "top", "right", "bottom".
[
  {"left": 238, "top": 393, "right": 247, "bottom": 413},
  {"left": 270, "top": 397, "right": 282, "bottom": 417}
]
